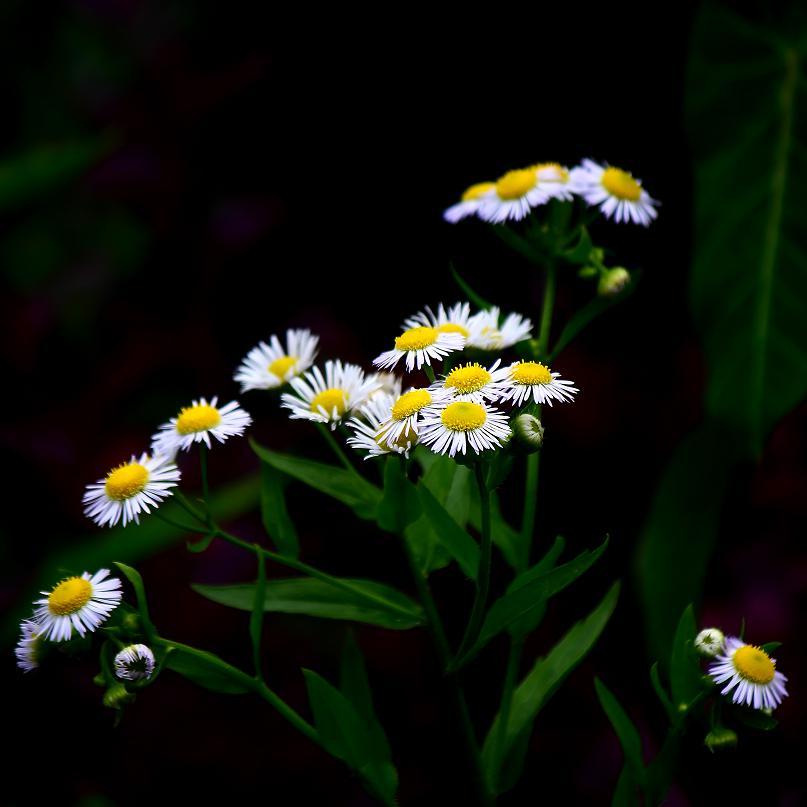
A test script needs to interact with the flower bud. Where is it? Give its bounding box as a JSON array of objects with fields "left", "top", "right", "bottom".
[
  {"left": 513, "top": 414, "right": 544, "bottom": 452},
  {"left": 597, "top": 267, "right": 631, "bottom": 297},
  {"left": 704, "top": 726, "right": 737, "bottom": 752},
  {"left": 694, "top": 628, "right": 725, "bottom": 658}
]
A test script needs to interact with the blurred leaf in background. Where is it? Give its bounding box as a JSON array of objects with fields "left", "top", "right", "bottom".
[{"left": 637, "top": 4, "right": 807, "bottom": 659}]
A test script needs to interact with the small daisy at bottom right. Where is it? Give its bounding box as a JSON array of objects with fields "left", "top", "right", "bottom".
[{"left": 708, "top": 636, "right": 789, "bottom": 711}]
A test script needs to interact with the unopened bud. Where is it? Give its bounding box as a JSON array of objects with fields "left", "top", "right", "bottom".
[
  {"left": 597, "top": 267, "right": 631, "bottom": 296},
  {"left": 103, "top": 683, "right": 135, "bottom": 709},
  {"left": 694, "top": 628, "right": 725, "bottom": 658},
  {"left": 513, "top": 414, "right": 544, "bottom": 452},
  {"left": 704, "top": 726, "right": 737, "bottom": 752}
]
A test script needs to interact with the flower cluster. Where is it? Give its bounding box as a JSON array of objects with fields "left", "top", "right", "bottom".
[{"left": 444, "top": 159, "right": 657, "bottom": 227}]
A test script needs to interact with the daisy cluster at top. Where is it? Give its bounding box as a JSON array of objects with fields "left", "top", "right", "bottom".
[{"left": 444, "top": 159, "right": 658, "bottom": 227}]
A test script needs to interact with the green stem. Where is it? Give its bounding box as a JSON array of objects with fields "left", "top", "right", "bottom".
[
  {"left": 154, "top": 510, "right": 204, "bottom": 534},
  {"left": 156, "top": 636, "right": 318, "bottom": 744},
  {"left": 537, "top": 261, "right": 557, "bottom": 359},
  {"left": 199, "top": 442, "right": 211, "bottom": 521},
  {"left": 456, "top": 464, "right": 492, "bottom": 661},
  {"left": 174, "top": 489, "right": 207, "bottom": 524},
  {"left": 316, "top": 422, "right": 358, "bottom": 475},
  {"left": 492, "top": 634, "right": 524, "bottom": 790},
  {"left": 519, "top": 451, "right": 540, "bottom": 568},
  {"left": 213, "top": 527, "right": 421, "bottom": 623}
]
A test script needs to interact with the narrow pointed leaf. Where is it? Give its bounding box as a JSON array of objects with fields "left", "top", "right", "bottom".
[
  {"left": 260, "top": 462, "right": 300, "bottom": 558},
  {"left": 595, "top": 678, "right": 646, "bottom": 788},
  {"left": 113, "top": 562, "right": 156, "bottom": 642},
  {"left": 417, "top": 483, "right": 479, "bottom": 579}
]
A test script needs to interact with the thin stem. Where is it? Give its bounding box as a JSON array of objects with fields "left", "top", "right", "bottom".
[
  {"left": 519, "top": 451, "right": 540, "bottom": 568},
  {"left": 154, "top": 510, "right": 204, "bottom": 534},
  {"left": 156, "top": 636, "right": 318, "bottom": 744},
  {"left": 456, "top": 464, "right": 492, "bottom": 661},
  {"left": 316, "top": 422, "right": 358, "bottom": 475},
  {"left": 537, "top": 261, "right": 557, "bottom": 359},
  {"left": 174, "top": 489, "right": 207, "bottom": 524},
  {"left": 213, "top": 527, "right": 420, "bottom": 623},
  {"left": 492, "top": 635, "right": 524, "bottom": 790}
]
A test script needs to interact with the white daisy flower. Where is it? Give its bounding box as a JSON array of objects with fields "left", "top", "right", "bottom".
[
  {"left": 114, "top": 643, "right": 156, "bottom": 681},
  {"left": 708, "top": 637, "right": 789, "bottom": 711},
  {"left": 431, "top": 360, "right": 509, "bottom": 403},
  {"left": 498, "top": 361, "right": 578, "bottom": 407},
  {"left": 15, "top": 620, "right": 45, "bottom": 672},
  {"left": 695, "top": 628, "right": 726, "bottom": 658},
  {"left": 83, "top": 453, "right": 180, "bottom": 528},
  {"left": 33, "top": 569, "right": 123, "bottom": 642},
  {"left": 374, "top": 387, "right": 445, "bottom": 449},
  {"left": 443, "top": 182, "right": 496, "bottom": 223},
  {"left": 234, "top": 328, "right": 319, "bottom": 392},
  {"left": 419, "top": 399, "right": 511, "bottom": 458},
  {"left": 152, "top": 397, "right": 252, "bottom": 455},
  {"left": 467, "top": 307, "right": 533, "bottom": 350},
  {"left": 570, "top": 159, "right": 658, "bottom": 226},
  {"left": 532, "top": 162, "right": 576, "bottom": 202},
  {"left": 478, "top": 167, "right": 551, "bottom": 224},
  {"left": 347, "top": 393, "right": 417, "bottom": 459},
  {"left": 373, "top": 326, "right": 465, "bottom": 373},
  {"left": 281, "top": 360, "right": 380, "bottom": 430},
  {"left": 404, "top": 302, "right": 476, "bottom": 341}
]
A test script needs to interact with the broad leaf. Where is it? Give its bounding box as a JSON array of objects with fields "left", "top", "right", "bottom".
[
  {"left": 193, "top": 577, "right": 423, "bottom": 630},
  {"left": 113, "top": 562, "right": 156, "bottom": 641},
  {"left": 466, "top": 538, "right": 609, "bottom": 661},
  {"left": 670, "top": 605, "right": 703, "bottom": 710},
  {"left": 687, "top": 6, "right": 807, "bottom": 456},
  {"left": 251, "top": 440, "right": 381, "bottom": 521},
  {"left": 507, "top": 536, "right": 565, "bottom": 638},
  {"left": 164, "top": 648, "right": 249, "bottom": 695},
  {"left": 595, "top": 678, "right": 646, "bottom": 789},
  {"left": 417, "top": 484, "right": 479, "bottom": 579},
  {"left": 304, "top": 669, "right": 397, "bottom": 805},
  {"left": 260, "top": 462, "right": 300, "bottom": 558},
  {"left": 482, "top": 582, "right": 619, "bottom": 793},
  {"left": 376, "top": 457, "right": 422, "bottom": 533}
]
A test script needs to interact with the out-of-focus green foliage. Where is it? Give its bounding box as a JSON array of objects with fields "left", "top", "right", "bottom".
[{"left": 637, "top": 5, "right": 807, "bottom": 659}]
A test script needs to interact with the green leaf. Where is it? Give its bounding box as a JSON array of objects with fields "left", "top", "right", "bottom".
[
  {"left": 507, "top": 535, "right": 565, "bottom": 638},
  {"left": 303, "top": 669, "right": 397, "bottom": 805},
  {"left": 760, "top": 641, "right": 782, "bottom": 654},
  {"left": 650, "top": 662, "right": 677, "bottom": 723},
  {"left": 376, "top": 457, "right": 422, "bottom": 533},
  {"left": 482, "top": 582, "right": 620, "bottom": 793},
  {"left": 561, "top": 225, "right": 593, "bottom": 264},
  {"left": 0, "top": 138, "right": 108, "bottom": 210},
  {"left": 611, "top": 765, "right": 641, "bottom": 807},
  {"left": 113, "top": 562, "right": 156, "bottom": 641},
  {"left": 417, "top": 483, "right": 479, "bottom": 579},
  {"left": 595, "top": 678, "right": 646, "bottom": 789},
  {"left": 164, "top": 648, "right": 249, "bottom": 695},
  {"left": 734, "top": 707, "right": 778, "bottom": 731},
  {"left": 260, "top": 462, "right": 300, "bottom": 558},
  {"left": 687, "top": 6, "right": 807, "bottom": 457},
  {"left": 548, "top": 271, "right": 639, "bottom": 362},
  {"left": 251, "top": 440, "right": 381, "bottom": 521},
  {"left": 634, "top": 424, "right": 738, "bottom": 661},
  {"left": 186, "top": 533, "right": 215, "bottom": 554},
  {"left": 192, "top": 577, "right": 423, "bottom": 630},
  {"left": 450, "top": 262, "right": 493, "bottom": 310},
  {"left": 468, "top": 490, "right": 523, "bottom": 571},
  {"left": 466, "top": 538, "right": 609, "bottom": 661},
  {"left": 340, "top": 633, "right": 391, "bottom": 759},
  {"left": 670, "top": 605, "right": 703, "bottom": 711}
]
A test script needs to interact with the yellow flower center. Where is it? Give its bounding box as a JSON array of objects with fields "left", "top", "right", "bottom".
[
  {"left": 444, "top": 363, "right": 492, "bottom": 394},
  {"left": 105, "top": 462, "right": 149, "bottom": 501},
  {"left": 310, "top": 388, "right": 347, "bottom": 415},
  {"left": 495, "top": 169, "right": 537, "bottom": 200},
  {"left": 376, "top": 424, "right": 415, "bottom": 451},
  {"left": 437, "top": 322, "right": 470, "bottom": 337},
  {"left": 733, "top": 645, "right": 775, "bottom": 684},
  {"left": 268, "top": 355, "right": 297, "bottom": 378},
  {"left": 395, "top": 326, "right": 439, "bottom": 351},
  {"left": 391, "top": 389, "right": 432, "bottom": 421},
  {"left": 461, "top": 182, "right": 495, "bottom": 201},
  {"left": 176, "top": 404, "right": 222, "bottom": 434},
  {"left": 511, "top": 362, "right": 552, "bottom": 385},
  {"left": 48, "top": 577, "right": 93, "bottom": 616},
  {"left": 601, "top": 167, "right": 642, "bottom": 201},
  {"left": 441, "top": 401, "right": 487, "bottom": 431}
]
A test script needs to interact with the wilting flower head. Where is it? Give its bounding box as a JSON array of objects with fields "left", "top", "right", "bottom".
[
  {"left": 234, "top": 329, "right": 319, "bottom": 392},
  {"left": 114, "top": 643, "right": 156, "bottom": 681},
  {"left": 15, "top": 620, "right": 45, "bottom": 672},
  {"left": 33, "top": 569, "right": 122, "bottom": 642},
  {"left": 83, "top": 452, "right": 180, "bottom": 528},
  {"left": 708, "top": 637, "right": 788, "bottom": 711}
]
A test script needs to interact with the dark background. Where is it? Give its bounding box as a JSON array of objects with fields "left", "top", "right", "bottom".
[{"left": 2, "top": 3, "right": 805, "bottom": 805}]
